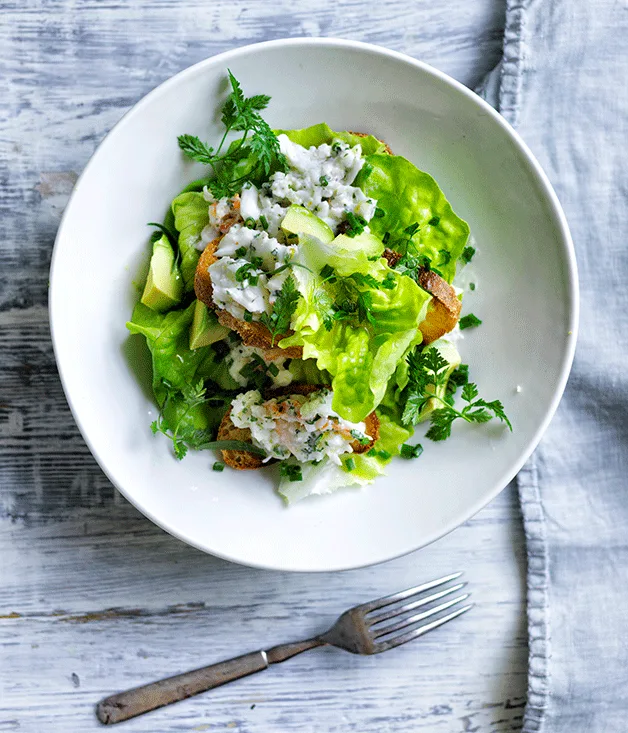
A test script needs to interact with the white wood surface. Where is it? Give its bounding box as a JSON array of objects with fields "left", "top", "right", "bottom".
[{"left": 0, "top": 2, "right": 528, "bottom": 731}]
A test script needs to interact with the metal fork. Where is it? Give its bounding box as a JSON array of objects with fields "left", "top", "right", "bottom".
[{"left": 96, "top": 572, "right": 471, "bottom": 724}]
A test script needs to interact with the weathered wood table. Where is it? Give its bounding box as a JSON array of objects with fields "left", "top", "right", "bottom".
[{"left": 1, "top": 1, "right": 527, "bottom": 731}]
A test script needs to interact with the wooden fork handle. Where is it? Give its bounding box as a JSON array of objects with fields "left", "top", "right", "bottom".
[{"left": 96, "top": 639, "right": 324, "bottom": 724}]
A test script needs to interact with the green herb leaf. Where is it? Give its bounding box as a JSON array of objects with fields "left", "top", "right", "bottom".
[
  {"left": 260, "top": 275, "right": 300, "bottom": 345},
  {"left": 461, "top": 246, "right": 476, "bottom": 264},
  {"left": 177, "top": 134, "right": 215, "bottom": 165},
  {"left": 400, "top": 443, "right": 424, "bottom": 459},
  {"left": 459, "top": 313, "right": 482, "bottom": 330}
]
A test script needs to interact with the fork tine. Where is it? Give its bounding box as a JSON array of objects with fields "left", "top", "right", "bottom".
[
  {"left": 367, "top": 582, "right": 466, "bottom": 626},
  {"left": 360, "top": 572, "right": 463, "bottom": 614},
  {"left": 372, "top": 593, "right": 470, "bottom": 639},
  {"left": 373, "top": 603, "right": 474, "bottom": 653}
]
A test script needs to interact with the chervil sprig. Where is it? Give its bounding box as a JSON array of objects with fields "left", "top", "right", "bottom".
[{"left": 177, "top": 70, "right": 287, "bottom": 197}]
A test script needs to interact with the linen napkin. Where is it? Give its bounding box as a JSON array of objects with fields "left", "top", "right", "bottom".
[{"left": 479, "top": 1, "right": 628, "bottom": 730}]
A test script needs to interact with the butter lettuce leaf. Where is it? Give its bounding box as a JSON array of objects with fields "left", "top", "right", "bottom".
[
  {"left": 355, "top": 154, "right": 470, "bottom": 283},
  {"left": 127, "top": 302, "right": 238, "bottom": 403},
  {"left": 171, "top": 192, "right": 209, "bottom": 291},
  {"left": 281, "top": 235, "right": 431, "bottom": 422},
  {"left": 275, "top": 123, "right": 388, "bottom": 156},
  {"left": 347, "top": 409, "right": 415, "bottom": 481}
]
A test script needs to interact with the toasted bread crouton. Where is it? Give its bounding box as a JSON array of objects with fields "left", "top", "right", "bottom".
[
  {"left": 217, "top": 408, "right": 264, "bottom": 470},
  {"left": 416, "top": 269, "right": 461, "bottom": 343},
  {"left": 382, "top": 249, "right": 460, "bottom": 343},
  {"left": 218, "top": 385, "right": 380, "bottom": 470},
  {"left": 194, "top": 240, "right": 219, "bottom": 308},
  {"left": 350, "top": 131, "right": 393, "bottom": 156},
  {"left": 216, "top": 310, "right": 303, "bottom": 359},
  {"left": 194, "top": 240, "right": 304, "bottom": 359}
]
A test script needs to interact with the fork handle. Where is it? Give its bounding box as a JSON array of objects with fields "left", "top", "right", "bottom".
[{"left": 96, "top": 638, "right": 324, "bottom": 724}]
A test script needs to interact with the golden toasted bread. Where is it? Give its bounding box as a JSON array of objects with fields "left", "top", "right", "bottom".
[
  {"left": 215, "top": 310, "right": 303, "bottom": 359},
  {"left": 194, "top": 239, "right": 219, "bottom": 307},
  {"left": 218, "top": 384, "right": 380, "bottom": 470},
  {"left": 382, "top": 249, "right": 460, "bottom": 343},
  {"left": 416, "top": 268, "right": 461, "bottom": 343},
  {"left": 194, "top": 240, "right": 304, "bottom": 359}
]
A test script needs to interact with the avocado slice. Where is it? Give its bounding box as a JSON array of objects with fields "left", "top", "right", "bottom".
[
  {"left": 141, "top": 234, "right": 183, "bottom": 312},
  {"left": 416, "top": 338, "right": 462, "bottom": 422},
  {"left": 189, "top": 299, "right": 230, "bottom": 350},
  {"left": 281, "top": 205, "right": 334, "bottom": 244}
]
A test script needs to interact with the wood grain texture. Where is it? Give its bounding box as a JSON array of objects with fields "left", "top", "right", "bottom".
[{"left": 0, "top": 1, "right": 524, "bottom": 731}]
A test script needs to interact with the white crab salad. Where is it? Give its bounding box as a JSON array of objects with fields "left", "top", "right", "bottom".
[
  {"left": 199, "top": 135, "right": 377, "bottom": 322},
  {"left": 230, "top": 388, "right": 370, "bottom": 465}
]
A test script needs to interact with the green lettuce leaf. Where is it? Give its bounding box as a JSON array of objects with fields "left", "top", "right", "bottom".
[
  {"left": 275, "top": 123, "right": 388, "bottom": 155},
  {"left": 126, "top": 302, "right": 239, "bottom": 402},
  {"left": 281, "top": 235, "right": 432, "bottom": 422},
  {"left": 347, "top": 410, "right": 415, "bottom": 481},
  {"left": 355, "top": 154, "right": 469, "bottom": 283},
  {"left": 171, "top": 192, "right": 209, "bottom": 291}
]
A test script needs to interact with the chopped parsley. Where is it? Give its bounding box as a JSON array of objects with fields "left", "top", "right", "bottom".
[
  {"left": 461, "top": 245, "right": 476, "bottom": 264},
  {"left": 459, "top": 313, "right": 482, "bottom": 330},
  {"left": 280, "top": 463, "right": 303, "bottom": 482},
  {"left": 401, "top": 347, "right": 512, "bottom": 441}
]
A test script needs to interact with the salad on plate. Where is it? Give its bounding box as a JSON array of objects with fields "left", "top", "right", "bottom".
[{"left": 127, "top": 71, "right": 511, "bottom": 503}]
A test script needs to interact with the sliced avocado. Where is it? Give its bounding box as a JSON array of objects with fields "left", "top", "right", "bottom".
[
  {"left": 141, "top": 234, "right": 183, "bottom": 312},
  {"left": 281, "top": 205, "right": 334, "bottom": 244},
  {"left": 189, "top": 299, "right": 230, "bottom": 350},
  {"left": 417, "top": 338, "right": 462, "bottom": 423}
]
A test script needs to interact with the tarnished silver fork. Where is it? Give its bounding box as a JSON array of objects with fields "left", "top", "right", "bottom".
[{"left": 96, "top": 572, "right": 471, "bottom": 724}]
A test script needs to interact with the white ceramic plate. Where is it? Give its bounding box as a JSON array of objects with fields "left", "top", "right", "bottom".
[{"left": 50, "top": 39, "right": 578, "bottom": 572}]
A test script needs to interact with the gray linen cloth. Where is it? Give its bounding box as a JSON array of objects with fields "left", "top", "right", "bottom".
[{"left": 480, "top": 1, "right": 628, "bottom": 730}]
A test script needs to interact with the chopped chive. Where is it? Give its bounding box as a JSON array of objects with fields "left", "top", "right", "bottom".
[
  {"left": 367, "top": 448, "right": 377, "bottom": 457},
  {"left": 268, "top": 362, "right": 279, "bottom": 377},
  {"left": 319, "top": 175, "right": 329, "bottom": 187},
  {"left": 213, "top": 462, "right": 225, "bottom": 472},
  {"left": 244, "top": 217, "right": 256, "bottom": 228},
  {"left": 428, "top": 216, "right": 440, "bottom": 226},
  {"left": 459, "top": 313, "right": 482, "bottom": 330},
  {"left": 345, "top": 458, "right": 356, "bottom": 471},
  {"left": 377, "top": 449, "right": 391, "bottom": 460},
  {"left": 248, "top": 275, "right": 259, "bottom": 286},
  {"left": 403, "top": 222, "right": 420, "bottom": 236},
  {"left": 235, "top": 246, "right": 247, "bottom": 258},
  {"left": 374, "top": 207, "right": 385, "bottom": 218},
  {"left": 400, "top": 443, "right": 423, "bottom": 459},
  {"left": 469, "top": 282, "right": 476, "bottom": 291},
  {"left": 259, "top": 215, "right": 268, "bottom": 230},
  {"left": 439, "top": 249, "right": 452, "bottom": 265}
]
